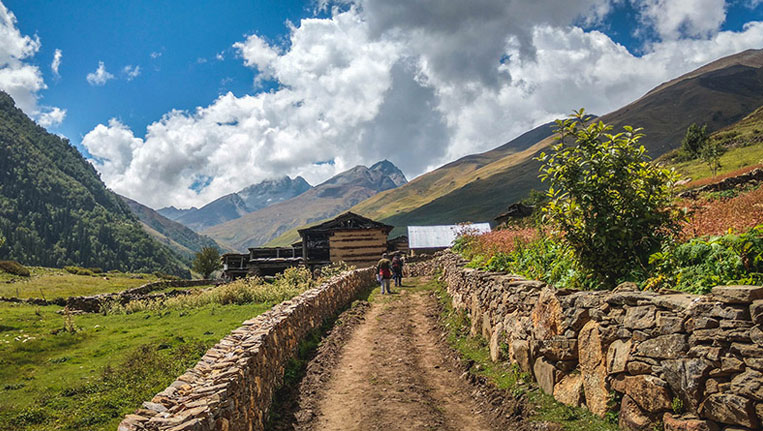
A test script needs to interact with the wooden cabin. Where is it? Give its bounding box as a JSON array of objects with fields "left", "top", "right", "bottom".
[{"left": 299, "top": 212, "right": 393, "bottom": 269}]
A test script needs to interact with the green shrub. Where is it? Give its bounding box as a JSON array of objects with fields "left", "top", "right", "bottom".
[
  {"left": 192, "top": 247, "right": 221, "bottom": 279},
  {"left": 0, "top": 260, "right": 30, "bottom": 277},
  {"left": 87, "top": 267, "right": 104, "bottom": 274},
  {"left": 63, "top": 266, "right": 93, "bottom": 276},
  {"left": 647, "top": 225, "right": 763, "bottom": 294},
  {"left": 537, "top": 110, "right": 681, "bottom": 287},
  {"left": 153, "top": 271, "right": 180, "bottom": 281}
]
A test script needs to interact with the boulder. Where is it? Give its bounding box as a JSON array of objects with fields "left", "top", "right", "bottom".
[
  {"left": 512, "top": 339, "right": 533, "bottom": 374},
  {"left": 489, "top": 323, "right": 505, "bottom": 362},
  {"left": 606, "top": 339, "right": 631, "bottom": 374},
  {"left": 636, "top": 334, "right": 688, "bottom": 359},
  {"left": 623, "top": 375, "right": 672, "bottom": 413},
  {"left": 578, "top": 320, "right": 610, "bottom": 417},
  {"left": 553, "top": 373, "right": 584, "bottom": 407},
  {"left": 699, "top": 393, "right": 759, "bottom": 429},
  {"left": 751, "top": 300, "right": 763, "bottom": 325},
  {"left": 532, "top": 287, "right": 563, "bottom": 340},
  {"left": 624, "top": 305, "right": 657, "bottom": 330},
  {"left": 534, "top": 357, "right": 557, "bottom": 395},
  {"left": 711, "top": 285, "right": 763, "bottom": 304},
  {"left": 662, "top": 358, "right": 713, "bottom": 413},
  {"left": 662, "top": 413, "right": 719, "bottom": 431},
  {"left": 730, "top": 369, "right": 763, "bottom": 401},
  {"left": 619, "top": 394, "right": 656, "bottom": 431}
]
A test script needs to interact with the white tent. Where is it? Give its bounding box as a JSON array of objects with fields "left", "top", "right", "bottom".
[{"left": 407, "top": 223, "right": 491, "bottom": 250}]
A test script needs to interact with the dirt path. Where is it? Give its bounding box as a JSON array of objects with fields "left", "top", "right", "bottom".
[{"left": 292, "top": 279, "right": 498, "bottom": 431}]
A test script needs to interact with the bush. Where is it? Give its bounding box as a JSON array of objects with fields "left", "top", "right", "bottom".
[
  {"left": 0, "top": 260, "right": 30, "bottom": 277},
  {"left": 153, "top": 271, "right": 180, "bottom": 281},
  {"left": 537, "top": 110, "right": 682, "bottom": 287},
  {"left": 63, "top": 266, "right": 93, "bottom": 276},
  {"left": 192, "top": 247, "right": 221, "bottom": 279},
  {"left": 647, "top": 225, "right": 763, "bottom": 294}
]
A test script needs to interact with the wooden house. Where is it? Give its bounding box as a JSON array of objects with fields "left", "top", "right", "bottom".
[{"left": 298, "top": 212, "right": 393, "bottom": 269}]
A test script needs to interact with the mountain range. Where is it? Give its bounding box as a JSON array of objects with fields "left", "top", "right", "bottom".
[
  {"left": 202, "top": 160, "right": 407, "bottom": 250},
  {"left": 159, "top": 176, "right": 311, "bottom": 231},
  {"left": 265, "top": 48, "right": 763, "bottom": 243}
]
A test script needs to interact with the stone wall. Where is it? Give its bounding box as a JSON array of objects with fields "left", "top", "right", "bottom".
[
  {"left": 0, "top": 279, "right": 219, "bottom": 312},
  {"left": 411, "top": 252, "right": 763, "bottom": 431},
  {"left": 117, "top": 267, "right": 374, "bottom": 431}
]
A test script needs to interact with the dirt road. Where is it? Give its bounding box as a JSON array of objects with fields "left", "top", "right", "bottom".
[{"left": 271, "top": 278, "right": 509, "bottom": 431}]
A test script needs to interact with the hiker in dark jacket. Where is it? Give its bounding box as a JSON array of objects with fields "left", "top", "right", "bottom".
[
  {"left": 377, "top": 253, "right": 392, "bottom": 294},
  {"left": 391, "top": 254, "right": 404, "bottom": 287}
]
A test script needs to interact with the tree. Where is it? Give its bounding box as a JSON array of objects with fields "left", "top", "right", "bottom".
[
  {"left": 680, "top": 123, "right": 708, "bottom": 159},
  {"left": 536, "top": 109, "right": 682, "bottom": 287},
  {"left": 700, "top": 138, "right": 724, "bottom": 177},
  {"left": 192, "top": 247, "right": 222, "bottom": 279}
]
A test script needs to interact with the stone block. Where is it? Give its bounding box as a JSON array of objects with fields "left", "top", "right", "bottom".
[
  {"left": 489, "top": 322, "right": 505, "bottom": 362},
  {"left": 533, "top": 357, "right": 556, "bottom": 395},
  {"left": 540, "top": 336, "right": 578, "bottom": 361},
  {"left": 606, "top": 339, "right": 631, "bottom": 374},
  {"left": 553, "top": 373, "right": 584, "bottom": 407},
  {"left": 624, "top": 375, "right": 673, "bottom": 413},
  {"left": 531, "top": 287, "right": 563, "bottom": 340},
  {"left": 578, "top": 320, "right": 610, "bottom": 417},
  {"left": 730, "top": 370, "right": 763, "bottom": 401},
  {"left": 687, "top": 317, "right": 720, "bottom": 331},
  {"left": 662, "top": 412, "right": 720, "bottom": 431},
  {"left": 751, "top": 300, "right": 763, "bottom": 325},
  {"left": 657, "top": 311, "right": 685, "bottom": 334},
  {"left": 619, "top": 394, "right": 657, "bottom": 431},
  {"left": 662, "top": 358, "right": 713, "bottom": 413},
  {"left": 512, "top": 339, "right": 533, "bottom": 374},
  {"left": 711, "top": 286, "right": 763, "bottom": 304},
  {"left": 751, "top": 326, "right": 763, "bottom": 346},
  {"left": 636, "top": 334, "right": 688, "bottom": 359},
  {"left": 699, "top": 393, "right": 759, "bottom": 429},
  {"left": 624, "top": 305, "right": 657, "bottom": 329},
  {"left": 627, "top": 361, "right": 653, "bottom": 375}
]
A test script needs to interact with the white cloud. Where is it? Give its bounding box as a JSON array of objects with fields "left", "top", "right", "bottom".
[
  {"left": 86, "top": 61, "right": 114, "bottom": 86},
  {"left": 123, "top": 64, "right": 140, "bottom": 80},
  {"left": 0, "top": 2, "right": 65, "bottom": 127},
  {"left": 150, "top": 51, "right": 162, "bottom": 59},
  {"left": 51, "top": 48, "right": 62, "bottom": 77},
  {"left": 82, "top": 1, "right": 763, "bottom": 209},
  {"left": 634, "top": 0, "right": 727, "bottom": 40},
  {"left": 37, "top": 106, "right": 66, "bottom": 127}
]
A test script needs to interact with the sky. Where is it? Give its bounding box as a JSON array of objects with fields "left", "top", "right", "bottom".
[{"left": 2, "top": 0, "right": 763, "bottom": 209}]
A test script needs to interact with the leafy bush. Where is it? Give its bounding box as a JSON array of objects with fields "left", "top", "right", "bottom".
[
  {"left": 0, "top": 260, "right": 30, "bottom": 277},
  {"left": 537, "top": 110, "right": 682, "bottom": 287},
  {"left": 647, "top": 225, "right": 763, "bottom": 294},
  {"left": 192, "top": 246, "right": 222, "bottom": 279},
  {"left": 319, "top": 261, "right": 356, "bottom": 279},
  {"left": 153, "top": 271, "right": 181, "bottom": 281},
  {"left": 680, "top": 123, "right": 708, "bottom": 159}
]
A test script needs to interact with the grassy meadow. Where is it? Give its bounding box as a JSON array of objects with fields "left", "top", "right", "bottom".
[{"left": 0, "top": 267, "right": 162, "bottom": 299}]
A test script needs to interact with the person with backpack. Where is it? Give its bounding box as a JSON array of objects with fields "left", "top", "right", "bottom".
[
  {"left": 376, "top": 253, "right": 393, "bottom": 294},
  {"left": 391, "top": 254, "right": 404, "bottom": 287}
]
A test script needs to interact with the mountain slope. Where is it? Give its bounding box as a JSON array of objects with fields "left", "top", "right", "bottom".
[
  {"left": 203, "top": 160, "right": 407, "bottom": 250},
  {"left": 266, "top": 48, "right": 763, "bottom": 242},
  {"left": 0, "top": 92, "right": 189, "bottom": 275},
  {"left": 359, "top": 49, "right": 763, "bottom": 232},
  {"left": 168, "top": 176, "right": 312, "bottom": 231},
  {"left": 120, "top": 195, "right": 227, "bottom": 260}
]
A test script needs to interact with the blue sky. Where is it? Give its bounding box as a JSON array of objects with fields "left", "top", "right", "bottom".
[{"left": 1, "top": 0, "right": 763, "bottom": 209}]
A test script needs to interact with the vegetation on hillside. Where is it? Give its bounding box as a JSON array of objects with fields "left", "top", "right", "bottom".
[
  {"left": 191, "top": 246, "right": 222, "bottom": 279},
  {"left": 0, "top": 267, "right": 161, "bottom": 299},
  {"left": 0, "top": 92, "right": 189, "bottom": 276},
  {"left": 454, "top": 110, "right": 763, "bottom": 294}
]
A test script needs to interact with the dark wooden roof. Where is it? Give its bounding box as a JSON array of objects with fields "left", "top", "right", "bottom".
[{"left": 298, "top": 212, "right": 393, "bottom": 236}]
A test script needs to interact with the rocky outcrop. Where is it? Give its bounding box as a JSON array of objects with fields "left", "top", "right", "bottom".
[
  {"left": 408, "top": 252, "right": 763, "bottom": 431},
  {"left": 117, "top": 267, "right": 374, "bottom": 431}
]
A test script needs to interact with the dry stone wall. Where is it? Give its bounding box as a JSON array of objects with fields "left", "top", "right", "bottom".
[
  {"left": 117, "top": 267, "right": 374, "bottom": 431},
  {"left": 410, "top": 252, "right": 763, "bottom": 431}
]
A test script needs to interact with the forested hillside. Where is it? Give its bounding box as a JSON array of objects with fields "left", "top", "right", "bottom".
[{"left": 0, "top": 92, "right": 189, "bottom": 276}]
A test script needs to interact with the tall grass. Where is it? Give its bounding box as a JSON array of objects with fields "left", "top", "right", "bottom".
[{"left": 105, "top": 266, "right": 320, "bottom": 314}]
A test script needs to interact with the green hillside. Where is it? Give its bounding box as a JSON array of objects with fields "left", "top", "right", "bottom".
[
  {"left": 268, "top": 48, "right": 763, "bottom": 243},
  {"left": 0, "top": 92, "right": 189, "bottom": 276}
]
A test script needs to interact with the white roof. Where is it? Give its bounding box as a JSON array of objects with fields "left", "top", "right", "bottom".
[{"left": 407, "top": 223, "right": 491, "bottom": 249}]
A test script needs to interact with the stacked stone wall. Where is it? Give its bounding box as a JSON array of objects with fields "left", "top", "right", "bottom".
[
  {"left": 410, "top": 252, "right": 763, "bottom": 431},
  {"left": 117, "top": 267, "right": 374, "bottom": 431}
]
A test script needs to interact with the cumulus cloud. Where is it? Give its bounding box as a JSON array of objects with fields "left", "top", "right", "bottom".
[
  {"left": 51, "top": 48, "right": 62, "bottom": 77},
  {"left": 86, "top": 61, "right": 114, "bottom": 85},
  {"left": 123, "top": 64, "right": 140, "bottom": 80},
  {"left": 634, "top": 0, "right": 727, "bottom": 40},
  {"left": 0, "top": 2, "right": 64, "bottom": 127},
  {"left": 82, "top": 1, "right": 763, "bottom": 209},
  {"left": 37, "top": 106, "right": 66, "bottom": 127}
]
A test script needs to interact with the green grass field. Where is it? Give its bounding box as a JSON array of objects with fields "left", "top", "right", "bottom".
[
  {"left": 0, "top": 300, "right": 271, "bottom": 431},
  {"left": 0, "top": 267, "right": 162, "bottom": 299},
  {"left": 670, "top": 140, "right": 763, "bottom": 184}
]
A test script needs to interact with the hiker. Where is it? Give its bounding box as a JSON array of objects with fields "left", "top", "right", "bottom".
[
  {"left": 377, "top": 253, "right": 393, "bottom": 294},
  {"left": 391, "top": 253, "right": 404, "bottom": 287}
]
